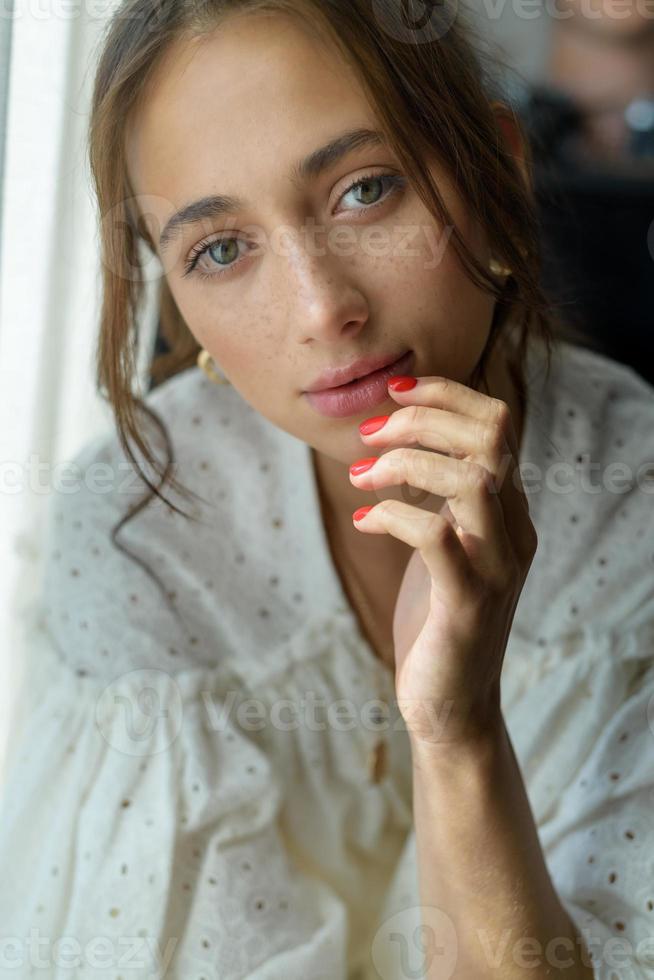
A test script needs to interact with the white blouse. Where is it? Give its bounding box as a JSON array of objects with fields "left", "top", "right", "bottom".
[{"left": 1, "top": 336, "right": 654, "bottom": 980}]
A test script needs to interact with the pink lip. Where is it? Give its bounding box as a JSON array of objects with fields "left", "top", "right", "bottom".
[
  {"left": 304, "top": 349, "right": 411, "bottom": 393},
  {"left": 304, "top": 349, "right": 415, "bottom": 419}
]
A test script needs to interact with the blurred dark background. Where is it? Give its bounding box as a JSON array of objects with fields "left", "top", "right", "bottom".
[{"left": 516, "top": 82, "right": 654, "bottom": 387}]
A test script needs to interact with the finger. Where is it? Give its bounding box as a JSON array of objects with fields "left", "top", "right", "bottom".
[
  {"left": 384, "top": 376, "right": 529, "bottom": 524},
  {"left": 352, "top": 498, "right": 473, "bottom": 603},
  {"left": 361, "top": 402, "right": 517, "bottom": 516},
  {"left": 371, "top": 377, "right": 536, "bottom": 562},
  {"left": 387, "top": 373, "right": 520, "bottom": 458},
  {"left": 350, "top": 449, "right": 511, "bottom": 571}
]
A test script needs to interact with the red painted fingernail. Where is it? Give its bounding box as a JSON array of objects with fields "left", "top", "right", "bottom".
[
  {"left": 388, "top": 375, "right": 417, "bottom": 391},
  {"left": 353, "top": 505, "right": 374, "bottom": 523},
  {"left": 349, "top": 457, "right": 378, "bottom": 476},
  {"left": 359, "top": 415, "right": 389, "bottom": 436}
]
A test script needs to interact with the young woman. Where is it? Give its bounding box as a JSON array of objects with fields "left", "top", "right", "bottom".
[{"left": 1, "top": 1, "right": 653, "bottom": 978}]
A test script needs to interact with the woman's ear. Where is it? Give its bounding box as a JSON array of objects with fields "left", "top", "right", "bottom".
[{"left": 489, "top": 100, "right": 532, "bottom": 192}]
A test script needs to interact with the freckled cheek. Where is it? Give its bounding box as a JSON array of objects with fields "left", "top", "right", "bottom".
[
  {"left": 207, "top": 338, "right": 257, "bottom": 380},
  {"left": 163, "top": 283, "right": 219, "bottom": 349},
  {"left": 167, "top": 281, "right": 285, "bottom": 389},
  {"left": 215, "top": 335, "right": 282, "bottom": 400},
  {"left": 381, "top": 237, "right": 457, "bottom": 322}
]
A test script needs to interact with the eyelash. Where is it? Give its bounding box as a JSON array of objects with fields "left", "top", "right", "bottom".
[{"left": 182, "top": 171, "right": 407, "bottom": 281}]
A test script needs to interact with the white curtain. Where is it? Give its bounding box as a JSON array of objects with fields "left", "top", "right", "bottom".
[{"left": 0, "top": 2, "right": 159, "bottom": 781}]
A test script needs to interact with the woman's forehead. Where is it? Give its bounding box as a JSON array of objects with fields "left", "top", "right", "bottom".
[{"left": 125, "top": 15, "right": 375, "bottom": 233}]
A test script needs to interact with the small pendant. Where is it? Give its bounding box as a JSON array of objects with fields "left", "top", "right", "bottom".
[{"left": 367, "top": 738, "right": 387, "bottom": 784}]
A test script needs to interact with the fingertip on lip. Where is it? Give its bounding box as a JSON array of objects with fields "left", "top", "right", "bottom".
[{"left": 387, "top": 375, "right": 418, "bottom": 392}]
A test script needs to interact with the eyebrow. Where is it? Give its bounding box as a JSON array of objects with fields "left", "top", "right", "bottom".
[{"left": 158, "top": 126, "right": 386, "bottom": 253}]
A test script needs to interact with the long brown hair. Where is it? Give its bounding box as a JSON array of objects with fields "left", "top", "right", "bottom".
[{"left": 88, "top": 0, "right": 569, "bottom": 576}]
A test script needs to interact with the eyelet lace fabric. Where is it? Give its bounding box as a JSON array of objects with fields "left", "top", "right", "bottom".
[{"left": 1, "top": 336, "right": 653, "bottom": 979}]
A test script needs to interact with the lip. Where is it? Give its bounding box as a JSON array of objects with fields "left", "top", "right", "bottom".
[
  {"left": 304, "top": 349, "right": 415, "bottom": 419},
  {"left": 304, "top": 348, "right": 412, "bottom": 393}
]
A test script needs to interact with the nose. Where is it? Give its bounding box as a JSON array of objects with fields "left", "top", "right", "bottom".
[{"left": 282, "top": 232, "right": 371, "bottom": 345}]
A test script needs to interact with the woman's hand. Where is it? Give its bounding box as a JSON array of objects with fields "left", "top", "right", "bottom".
[{"left": 349, "top": 374, "right": 538, "bottom": 751}]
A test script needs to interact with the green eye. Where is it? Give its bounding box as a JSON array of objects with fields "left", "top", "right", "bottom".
[{"left": 183, "top": 171, "right": 406, "bottom": 281}]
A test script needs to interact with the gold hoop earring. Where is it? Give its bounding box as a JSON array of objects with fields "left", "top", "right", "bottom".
[
  {"left": 489, "top": 257, "right": 513, "bottom": 278},
  {"left": 197, "top": 348, "right": 231, "bottom": 386}
]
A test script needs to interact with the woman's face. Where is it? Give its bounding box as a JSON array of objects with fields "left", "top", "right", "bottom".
[{"left": 126, "top": 11, "right": 499, "bottom": 466}]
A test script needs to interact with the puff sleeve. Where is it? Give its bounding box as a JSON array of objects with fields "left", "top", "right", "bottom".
[
  {"left": 0, "top": 440, "right": 349, "bottom": 979},
  {"left": 0, "top": 613, "right": 350, "bottom": 979},
  {"left": 539, "top": 649, "right": 654, "bottom": 980}
]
